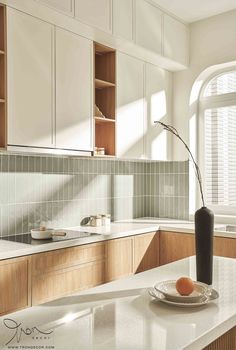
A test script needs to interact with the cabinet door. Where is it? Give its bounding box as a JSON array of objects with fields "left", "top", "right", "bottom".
[
  {"left": 7, "top": 8, "right": 54, "bottom": 148},
  {"left": 113, "top": 0, "right": 133, "bottom": 41},
  {"left": 145, "top": 63, "right": 172, "bottom": 160},
  {"left": 163, "top": 14, "right": 189, "bottom": 66},
  {"left": 116, "top": 52, "right": 145, "bottom": 159},
  {"left": 160, "top": 231, "right": 195, "bottom": 265},
  {"left": 32, "top": 260, "right": 105, "bottom": 305},
  {"left": 75, "top": 0, "right": 111, "bottom": 33},
  {"left": 134, "top": 232, "right": 159, "bottom": 273},
  {"left": 56, "top": 28, "right": 93, "bottom": 151},
  {"left": 135, "top": 0, "right": 162, "bottom": 54},
  {"left": 214, "top": 237, "right": 236, "bottom": 259},
  {"left": 0, "top": 257, "right": 31, "bottom": 315},
  {"left": 106, "top": 237, "right": 133, "bottom": 282},
  {"left": 37, "top": 0, "right": 74, "bottom": 15}
]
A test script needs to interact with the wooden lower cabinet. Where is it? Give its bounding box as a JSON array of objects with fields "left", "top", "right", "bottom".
[
  {"left": 160, "top": 231, "right": 236, "bottom": 266},
  {"left": 1, "top": 231, "right": 236, "bottom": 314},
  {"left": 106, "top": 237, "right": 133, "bottom": 282},
  {"left": 204, "top": 326, "right": 235, "bottom": 350},
  {"left": 214, "top": 236, "right": 236, "bottom": 258},
  {"left": 0, "top": 256, "right": 31, "bottom": 315},
  {"left": 32, "top": 260, "right": 105, "bottom": 305},
  {"left": 160, "top": 231, "right": 195, "bottom": 265},
  {"left": 32, "top": 242, "right": 106, "bottom": 305},
  {"left": 134, "top": 232, "right": 159, "bottom": 273}
]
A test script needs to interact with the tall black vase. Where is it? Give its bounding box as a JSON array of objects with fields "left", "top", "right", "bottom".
[{"left": 194, "top": 206, "right": 214, "bottom": 285}]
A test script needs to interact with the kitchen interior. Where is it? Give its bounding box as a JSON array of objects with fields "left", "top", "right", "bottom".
[{"left": 0, "top": 0, "right": 236, "bottom": 349}]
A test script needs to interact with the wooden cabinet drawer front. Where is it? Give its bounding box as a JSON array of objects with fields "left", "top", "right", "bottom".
[
  {"left": 134, "top": 232, "right": 159, "bottom": 273},
  {"left": 214, "top": 237, "right": 236, "bottom": 258},
  {"left": 32, "top": 242, "right": 106, "bottom": 276},
  {"left": 106, "top": 237, "right": 133, "bottom": 282},
  {"left": 32, "top": 260, "right": 105, "bottom": 305},
  {"left": 0, "top": 257, "right": 30, "bottom": 315}
]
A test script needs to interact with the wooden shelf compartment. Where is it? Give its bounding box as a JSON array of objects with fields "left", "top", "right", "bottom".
[
  {"left": 0, "top": 102, "right": 6, "bottom": 148},
  {"left": 95, "top": 78, "right": 115, "bottom": 89},
  {"left": 0, "top": 54, "right": 5, "bottom": 99},
  {"left": 95, "top": 117, "right": 116, "bottom": 124},
  {"left": 95, "top": 86, "right": 115, "bottom": 119},
  {"left": 95, "top": 43, "right": 116, "bottom": 84},
  {"left": 95, "top": 121, "right": 115, "bottom": 156},
  {"left": 0, "top": 5, "right": 5, "bottom": 52},
  {"left": 94, "top": 42, "right": 116, "bottom": 157}
]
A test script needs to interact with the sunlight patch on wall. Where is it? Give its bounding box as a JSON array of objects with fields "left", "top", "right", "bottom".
[{"left": 151, "top": 90, "right": 167, "bottom": 122}]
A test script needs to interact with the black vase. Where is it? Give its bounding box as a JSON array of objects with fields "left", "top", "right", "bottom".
[{"left": 194, "top": 206, "right": 214, "bottom": 285}]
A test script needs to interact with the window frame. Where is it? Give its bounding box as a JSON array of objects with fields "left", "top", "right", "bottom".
[{"left": 198, "top": 69, "right": 236, "bottom": 215}]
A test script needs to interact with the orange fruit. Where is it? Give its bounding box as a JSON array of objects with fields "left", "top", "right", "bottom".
[{"left": 176, "top": 277, "right": 194, "bottom": 296}]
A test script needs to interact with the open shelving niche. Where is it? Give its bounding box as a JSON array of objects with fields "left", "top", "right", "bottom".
[
  {"left": 0, "top": 4, "right": 6, "bottom": 149},
  {"left": 94, "top": 42, "right": 116, "bottom": 156}
]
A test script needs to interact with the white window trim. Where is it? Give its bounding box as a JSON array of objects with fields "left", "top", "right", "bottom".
[{"left": 198, "top": 68, "right": 236, "bottom": 218}]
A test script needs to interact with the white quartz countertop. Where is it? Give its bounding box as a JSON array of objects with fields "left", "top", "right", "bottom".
[
  {"left": 0, "top": 218, "right": 234, "bottom": 260},
  {"left": 0, "top": 256, "right": 235, "bottom": 350}
]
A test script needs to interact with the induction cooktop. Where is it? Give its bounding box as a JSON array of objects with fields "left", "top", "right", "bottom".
[{"left": 1, "top": 230, "right": 99, "bottom": 245}]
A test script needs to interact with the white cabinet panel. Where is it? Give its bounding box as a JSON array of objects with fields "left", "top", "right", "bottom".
[
  {"left": 117, "top": 53, "right": 145, "bottom": 159},
  {"left": 113, "top": 0, "right": 133, "bottom": 42},
  {"left": 75, "top": 0, "right": 111, "bottom": 33},
  {"left": 37, "top": 0, "right": 74, "bottom": 15},
  {"left": 56, "top": 28, "right": 93, "bottom": 151},
  {"left": 163, "top": 14, "right": 189, "bottom": 66},
  {"left": 145, "top": 63, "right": 172, "bottom": 160},
  {"left": 7, "top": 9, "right": 54, "bottom": 148},
  {"left": 135, "top": 0, "right": 162, "bottom": 55}
]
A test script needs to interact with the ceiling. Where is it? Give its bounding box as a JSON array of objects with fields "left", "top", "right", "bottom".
[{"left": 152, "top": 0, "right": 236, "bottom": 23}]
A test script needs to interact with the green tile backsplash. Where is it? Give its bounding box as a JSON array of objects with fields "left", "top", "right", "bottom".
[{"left": 0, "top": 154, "right": 189, "bottom": 236}]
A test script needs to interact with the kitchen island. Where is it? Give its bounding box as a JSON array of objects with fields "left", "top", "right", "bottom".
[{"left": 0, "top": 256, "right": 235, "bottom": 350}]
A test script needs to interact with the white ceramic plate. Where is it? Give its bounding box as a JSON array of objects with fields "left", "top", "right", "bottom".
[
  {"left": 148, "top": 288, "right": 218, "bottom": 308},
  {"left": 154, "top": 280, "right": 210, "bottom": 303}
]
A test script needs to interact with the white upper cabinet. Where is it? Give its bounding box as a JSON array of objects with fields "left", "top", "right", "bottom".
[
  {"left": 55, "top": 28, "right": 93, "bottom": 151},
  {"left": 7, "top": 8, "right": 54, "bottom": 148},
  {"left": 113, "top": 0, "right": 133, "bottom": 42},
  {"left": 37, "top": 0, "right": 74, "bottom": 16},
  {"left": 145, "top": 63, "right": 172, "bottom": 160},
  {"left": 75, "top": 0, "right": 112, "bottom": 33},
  {"left": 135, "top": 0, "right": 162, "bottom": 55},
  {"left": 116, "top": 53, "right": 145, "bottom": 159},
  {"left": 163, "top": 14, "right": 189, "bottom": 66}
]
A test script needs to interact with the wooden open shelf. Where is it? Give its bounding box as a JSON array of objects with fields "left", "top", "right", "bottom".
[
  {"left": 95, "top": 117, "right": 116, "bottom": 124},
  {"left": 95, "top": 78, "right": 115, "bottom": 89},
  {"left": 0, "top": 4, "right": 6, "bottom": 148},
  {"left": 94, "top": 43, "right": 116, "bottom": 156}
]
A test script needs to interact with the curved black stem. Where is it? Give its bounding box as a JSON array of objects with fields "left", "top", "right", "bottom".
[{"left": 155, "top": 121, "right": 205, "bottom": 207}]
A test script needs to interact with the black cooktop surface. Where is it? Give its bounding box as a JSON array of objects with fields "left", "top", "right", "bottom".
[{"left": 1, "top": 230, "right": 99, "bottom": 245}]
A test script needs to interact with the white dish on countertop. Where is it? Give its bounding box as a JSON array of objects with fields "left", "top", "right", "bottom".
[
  {"left": 154, "top": 280, "right": 210, "bottom": 303},
  {"left": 148, "top": 287, "right": 219, "bottom": 308}
]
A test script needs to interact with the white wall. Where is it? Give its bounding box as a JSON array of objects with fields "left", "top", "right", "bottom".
[{"left": 172, "top": 9, "right": 236, "bottom": 160}]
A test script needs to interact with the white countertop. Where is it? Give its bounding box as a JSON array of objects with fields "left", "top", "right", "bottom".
[
  {"left": 0, "top": 256, "right": 235, "bottom": 350},
  {"left": 0, "top": 218, "right": 234, "bottom": 260}
]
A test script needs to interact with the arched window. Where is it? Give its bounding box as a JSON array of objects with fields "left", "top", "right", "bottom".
[{"left": 199, "top": 70, "right": 236, "bottom": 214}]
